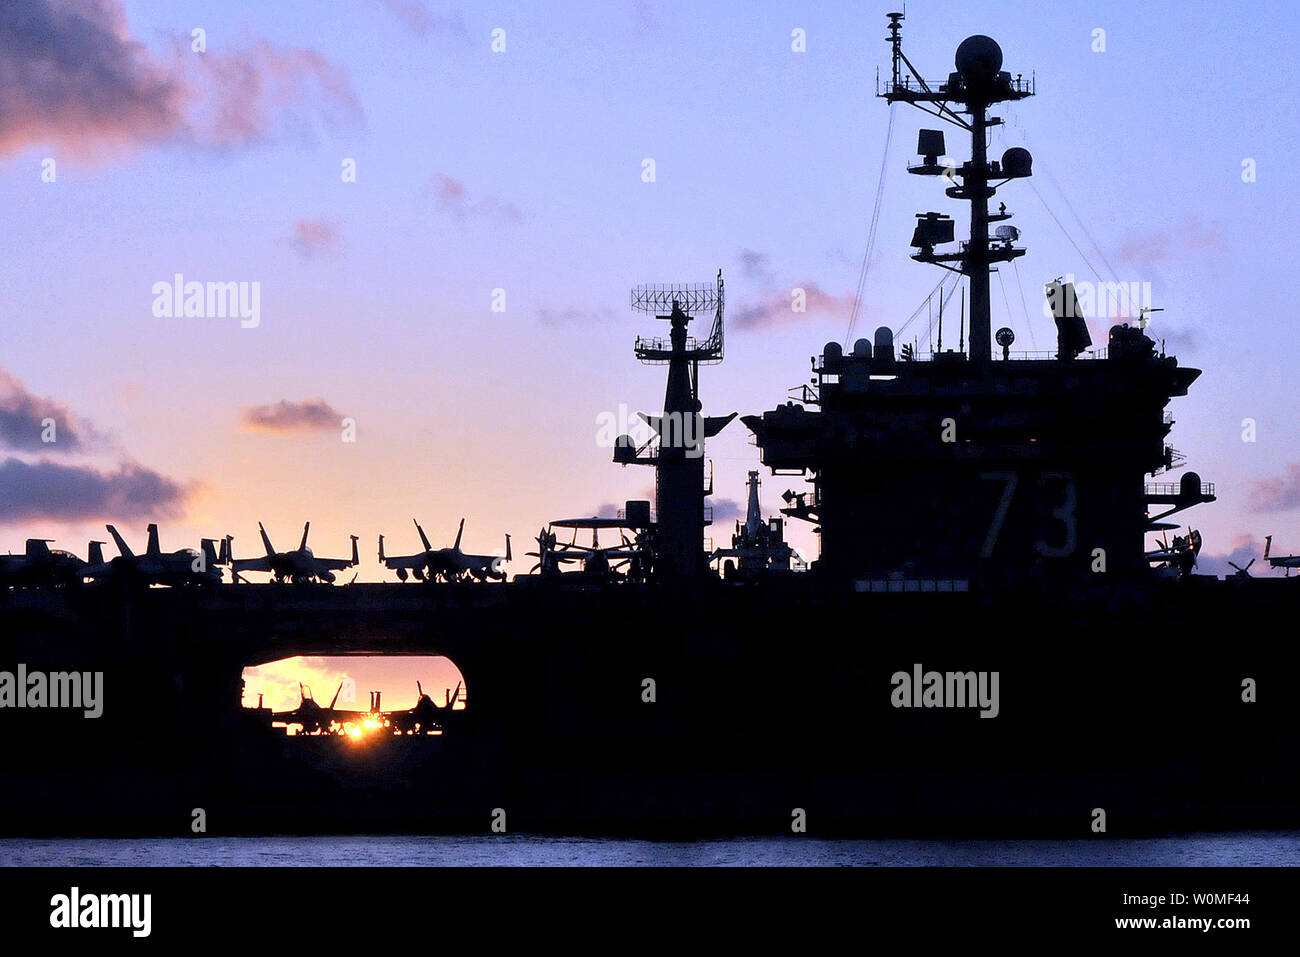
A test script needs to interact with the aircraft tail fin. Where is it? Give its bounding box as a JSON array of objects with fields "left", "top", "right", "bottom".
[
  {"left": 350, "top": 535, "right": 359, "bottom": 566},
  {"left": 200, "top": 539, "right": 220, "bottom": 571},
  {"left": 299, "top": 522, "right": 311, "bottom": 552},
  {"left": 87, "top": 541, "right": 105, "bottom": 566},
  {"left": 329, "top": 681, "right": 344, "bottom": 710},
  {"left": 1265, "top": 535, "right": 1273, "bottom": 560},
  {"left": 25, "top": 539, "right": 53, "bottom": 558},
  {"left": 505, "top": 533, "right": 512, "bottom": 562},
  {"left": 146, "top": 524, "right": 161, "bottom": 557},
  {"left": 378, "top": 535, "right": 386, "bottom": 563},
  {"left": 106, "top": 525, "right": 133, "bottom": 559},
  {"left": 448, "top": 681, "right": 462, "bottom": 709},
  {"left": 414, "top": 519, "right": 432, "bottom": 551},
  {"left": 259, "top": 523, "right": 275, "bottom": 557},
  {"left": 221, "top": 536, "right": 232, "bottom": 565},
  {"left": 454, "top": 518, "right": 465, "bottom": 551}
]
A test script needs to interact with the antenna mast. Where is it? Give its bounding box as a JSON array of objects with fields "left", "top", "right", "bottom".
[{"left": 881, "top": 12, "right": 1035, "bottom": 365}]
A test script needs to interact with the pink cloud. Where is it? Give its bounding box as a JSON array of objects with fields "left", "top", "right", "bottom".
[
  {"left": 1247, "top": 463, "right": 1300, "bottom": 513},
  {"left": 289, "top": 218, "right": 339, "bottom": 259},
  {"left": 1114, "top": 217, "right": 1221, "bottom": 267},
  {"left": 731, "top": 281, "right": 857, "bottom": 331},
  {"left": 430, "top": 173, "right": 522, "bottom": 222}
]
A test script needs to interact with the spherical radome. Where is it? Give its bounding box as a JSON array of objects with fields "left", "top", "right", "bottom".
[{"left": 955, "top": 35, "right": 1002, "bottom": 78}]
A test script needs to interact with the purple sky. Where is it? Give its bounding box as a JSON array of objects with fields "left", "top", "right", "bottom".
[{"left": 2, "top": 0, "right": 1298, "bottom": 602}]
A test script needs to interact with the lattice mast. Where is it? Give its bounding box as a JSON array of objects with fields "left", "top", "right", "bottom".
[
  {"left": 616, "top": 272, "right": 734, "bottom": 578},
  {"left": 880, "top": 12, "right": 1034, "bottom": 365}
]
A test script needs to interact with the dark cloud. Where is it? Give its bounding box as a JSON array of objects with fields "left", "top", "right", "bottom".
[
  {"left": 1246, "top": 463, "right": 1300, "bottom": 514},
  {"left": 0, "top": 457, "right": 187, "bottom": 524},
  {"left": 240, "top": 398, "right": 343, "bottom": 434},
  {"left": 737, "top": 249, "right": 773, "bottom": 282},
  {"left": 0, "top": 0, "right": 362, "bottom": 157},
  {"left": 731, "top": 281, "right": 856, "bottom": 331},
  {"left": 430, "top": 174, "right": 521, "bottom": 222},
  {"left": 0, "top": 369, "right": 100, "bottom": 453},
  {"left": 0, "top": 0, "right": 184, "bottom": 155},
  {"left": 710, "top": 498, "right": 743, "bottom": 523}
]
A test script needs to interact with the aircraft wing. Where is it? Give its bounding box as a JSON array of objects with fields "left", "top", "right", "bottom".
[
  {"left": 232, "top": 556, "right": 274, "bottom": 573},
  {"left": 325, "top": 708, "right": 370, "bottom": 724},
  {"left": 383, "top": 553, "right": 427, "bottom": 570}
]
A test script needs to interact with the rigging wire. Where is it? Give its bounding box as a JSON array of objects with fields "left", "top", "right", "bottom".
[
  {"left": 995, "top": 266, "right": 1015, "bottom": 344},
  {"left": 1028, "top": 180, "right": 1104, "bottom": 285},
  {"left": 1010, "top": 258, "right": 1037, "bottom": 350},
  {"left": 1039, "top": 162, "right": 1122, "bottom": 285},
  {"left": 844, "top": 103, "right": 897, "bottom": 346},
  {"left": 897, "top": 269, "right": 958, "bottom": 344}
]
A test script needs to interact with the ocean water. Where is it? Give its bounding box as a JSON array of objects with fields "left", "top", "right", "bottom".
[{"left": 1, "top": 832, "right": 1297, "bottom": 866}]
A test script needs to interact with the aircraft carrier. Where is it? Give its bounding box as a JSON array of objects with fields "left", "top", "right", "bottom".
[{"left": 1, "top": 17, "right": 1296, "bottom": 838}]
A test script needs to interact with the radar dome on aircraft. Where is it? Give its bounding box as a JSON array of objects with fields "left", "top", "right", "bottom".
[{"left": 955, "top": 35, "right": 1002, "bottom": 79}]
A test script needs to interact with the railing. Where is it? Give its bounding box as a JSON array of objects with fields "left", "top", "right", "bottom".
[
  {"left": 1144, "top": 482, "right": 1215, "bottom": 498},
  {"left": 905, "top": 348, "right": 1108, "bottom": 362},
  {"left": 880, "top": 75, "right": 1035, "bottom": 96}
]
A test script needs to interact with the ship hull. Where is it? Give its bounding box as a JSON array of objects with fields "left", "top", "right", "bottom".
[{"left": 1, "top": 578, "right": 1295, "bottom": 837}]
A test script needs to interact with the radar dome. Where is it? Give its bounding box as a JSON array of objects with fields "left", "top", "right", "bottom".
[{"left": 955, "top": 35, "right": 1002, "bottom": 79}]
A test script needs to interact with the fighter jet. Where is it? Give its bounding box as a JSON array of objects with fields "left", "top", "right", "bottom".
[
  {"left": 86, "top": 524, "right": 225, "bottom": 586},
  {"left": 231, "top": 522, "right": 359, "bottom": 584},
  {"left": 271, "top": 682, "right": 368, "bottom": 734},
  {"left": 380, "top": 519, "right": 509, "bottom": 582},
  {"left": 383, "top": 681, "right": 461, "bottom": 734},
  {"left": 378, "top": 520, "right": 441, "bottom": 582},
  {"left": 0, "top": 539, "right": 106, "bottom": 588},
  {"left": 1264, "top": 536, "right": 1300, "bottom": 576}
]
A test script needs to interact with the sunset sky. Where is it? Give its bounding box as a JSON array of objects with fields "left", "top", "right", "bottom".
[{"left": 3, "top": 1, "right": 1299, "bottom": 702}]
